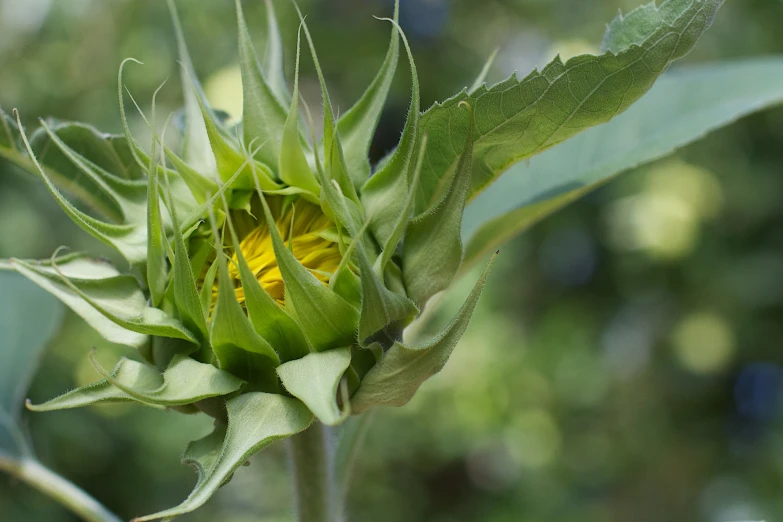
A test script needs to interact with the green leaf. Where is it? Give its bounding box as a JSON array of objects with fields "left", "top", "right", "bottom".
[
  {"left": 295, "top": 8, "right": 337, "bottom": 172},
  {"left": 403, "top": 103, "right": 474, "bottom": 306},
  {"left": 197, "top": 91, "right": 280, "bottom": 193},
  {"left": 33, "top": 121, "right": 149, "bottom": 227},
  {"left": 208, "top": 208, "right": 280, "bottom": 390},
  {"left": 336, "top": 1, "right": 399, "bottom": 188},
  {"left": 4, "top": 255, "right": 192, "bottom": 348},
  {"left": 351, "top": 254, "right": 495, "bottom": 413},
  {"left": 361, "top": 20, "right": 419, "bottom": 247},
  {"left": 28, "top": 354, "right": 243, "bottom": 411},
  {"left": 133, "top": 392, "right": 312, "bottom": 521},
  {"left": 0, "top": 108, "right": 146, "bottom": 223},
  {"left": 235, "top": 0, "right": 289, "bottom": 170},
  {"left": 117, "top": 58, "right": 210, "bottom": 215},
  {"left": 163, "top": 171, "right": 209, "bottom": 345},
  {"left": 258, "top": 193, "right": 359, "bottom": 351},
  {"left": 223, "top": 198, "right": 311, "bottom": 363},
  {"left": 279, "top": 27, "right": 320, "bottom": 199},
  {"left": 417, "top": 0, "right": 724, "bottom": 213},
  {"left": 461, "top": 58, "right": 783, "bottom": 268},
  {"left": 167, "top": 0, "right": 217, "bottom": 176},
  {"left": 26, "top": 357, "right": 164, "bottom": 412},
  {"left": 14, "top": 112, "right": 149, "bottom": 268},
  {"left": 0, "top": 272, "right": 64, "bottom": 455},
  {"left": 356, "top": 240, "right": 418, "bottom": 345},
  {"left": 262, "top": 0, "right": 291, "bottom": 107},
  {"left": 374, "top": 135, "right": 426, "bottom": 277},
  {"left": 146, "top": 134, "right": 167, "bottom": 308},
  {"left": 180, "top": 423, "right": 228, "bottom": 490},
  {"left": 93, "top": 353, "right": 244, "bottom": 406},
  {"left": 277, "top": 347, "right": 351, "bottom": 425},
  {"left": 297, "top": 12, "right": 362, "bottom": 209}
]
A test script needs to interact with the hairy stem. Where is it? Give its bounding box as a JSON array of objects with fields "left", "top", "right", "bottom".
[
  {"left": 0, "top": 452, "right": 122, "bottom": 522},
  {"left": 288, "top": 422, "right": 340, "bottom": 522}
]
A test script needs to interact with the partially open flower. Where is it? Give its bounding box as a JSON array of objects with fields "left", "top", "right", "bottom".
[{"left": 2, "top": 0, "right": 492, "bottom": 519}]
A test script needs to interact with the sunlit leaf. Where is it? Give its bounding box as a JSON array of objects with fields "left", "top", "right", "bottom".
[
  {"left": 461, "top": 58, "right": 783, "bottom": 269},
  {"left": 417, "top": 0, "right": 724, "bottom": 213},
  {"left": 208, "top": 207, "right": 280, "bottom": 390}
]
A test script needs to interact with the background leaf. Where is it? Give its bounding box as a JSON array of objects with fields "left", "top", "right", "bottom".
[
  {"left": 461, "top": 58, "right": 783, "bottom": 268},
  {"left": 0, "top": 271, "right": 63, "bottom": 456}
]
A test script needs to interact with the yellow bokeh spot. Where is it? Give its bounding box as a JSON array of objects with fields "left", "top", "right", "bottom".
[
  {"left": 605, "top": 160, "right": 723, "bottom": 260},
  {"left": 673, "top": 312, "right": 735, "bottom": 374},
  {"left": 505, "top": 408, "right": 561, "bottom": 469},
  {"left": 547, "top": 38, "right": 598, "bottom": 62},
  {"left": 205, "top": 64, "right": 243, "bottom": 124}
]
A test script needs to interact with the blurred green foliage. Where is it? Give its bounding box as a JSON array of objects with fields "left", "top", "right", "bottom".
[{"left": 2, "top": 0, "right": 783, "bottom": 521}]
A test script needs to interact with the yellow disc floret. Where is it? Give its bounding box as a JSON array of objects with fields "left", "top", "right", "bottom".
[{"left": 215, "top": 197, "right": 342, "bottom": 308}]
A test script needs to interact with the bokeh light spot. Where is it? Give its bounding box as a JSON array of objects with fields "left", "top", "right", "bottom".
[
  {"left": 672, "top": 312, "right": 735, "bottom": 374},
  {"left": 505, "top": 408, "right": 561, "bottom": 469}
]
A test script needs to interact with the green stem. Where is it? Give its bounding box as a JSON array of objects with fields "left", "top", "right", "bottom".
[
  {"left": 335, "top": 410, "right": 375, "bottom": 499},
  {"left": 0, "top": 452, "right": 122, "bottom": 522},
  {"left": 288, "top": 422, "right": 340, "bottom": 522}
]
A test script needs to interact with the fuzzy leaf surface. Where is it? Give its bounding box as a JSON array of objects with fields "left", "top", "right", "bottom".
[
  {"left": 416, "top": 0, "right": 724, "bottom": 212},
  {"left": 133, "top": 392, "right": 312, "bottom": 521},
  {"left": 27, "top": 355, "right": 243, "bottom": 411},
  {"left": 461, "top": 58, "right": 783, "bottom": 268},
  {"left": 277, "top": 347, "right": 352, "bottom": 425}
]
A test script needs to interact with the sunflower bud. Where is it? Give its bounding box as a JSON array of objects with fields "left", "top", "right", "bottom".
[{"left": 4, "top": 0, "right": 494, "bottom": 519}]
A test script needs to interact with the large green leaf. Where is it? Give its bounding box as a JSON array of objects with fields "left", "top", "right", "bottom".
[
  {"left": 133, "top": 392, "right": 312, "bottom": 521},
  {"left": 417, "top": 0, "right": 723, "bottom": 213},
  {"left": 461, "top": 58, "right": 783, "bottom": 268},
  {"left": 0, "top": 272, "right": 64, "bottom": 456}
]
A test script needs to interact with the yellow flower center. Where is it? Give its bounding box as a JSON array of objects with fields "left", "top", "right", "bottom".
[{"left": 220, "top": 199, "right": 342, "bottom": 307}]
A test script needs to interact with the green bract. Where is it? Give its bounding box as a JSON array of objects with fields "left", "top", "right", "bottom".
[{"left": 0, "top": 0, "right": 729, "bottom": 519}]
